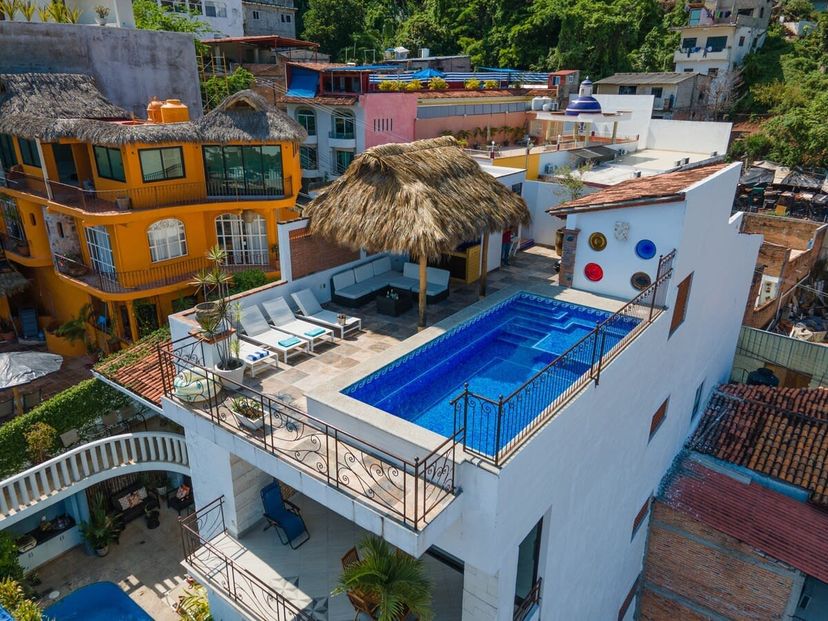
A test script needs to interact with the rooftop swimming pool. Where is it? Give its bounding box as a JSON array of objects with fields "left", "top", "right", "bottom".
[
  {"left": 44, "top": 581, "right": 152, "bottom": 621},
  {"left": 344, "top": 292, "right": 639, "bottom": 455}
]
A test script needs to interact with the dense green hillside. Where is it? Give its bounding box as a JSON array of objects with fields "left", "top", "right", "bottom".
[{"left": 296, "top": 0, "right": 685, "bottom": 78}]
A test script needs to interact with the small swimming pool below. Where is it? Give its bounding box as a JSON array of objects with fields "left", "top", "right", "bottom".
[
  {"left": 44, "top": 581, "right": 152, "bottom": 621},
  {"left": 344, "top": 292, "right": 639, "bottom": 455}
]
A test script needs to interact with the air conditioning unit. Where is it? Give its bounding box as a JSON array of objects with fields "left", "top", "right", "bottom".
[{"left": 633, "top": 170, "right": 642, "bottom": 178}]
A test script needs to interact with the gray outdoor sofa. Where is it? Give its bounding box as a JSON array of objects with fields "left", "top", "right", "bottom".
[{"left": 331, "top": 256, "right": 450, "bottom": 307}]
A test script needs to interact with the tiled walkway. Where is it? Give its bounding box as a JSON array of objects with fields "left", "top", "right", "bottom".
[{"left": 36, "top": 505, "right": 188, "bottom": 620}]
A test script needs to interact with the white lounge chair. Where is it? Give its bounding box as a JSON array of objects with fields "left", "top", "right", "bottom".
[
  {"left": 239, "top": 305, "right": 309, "bottom": 363},
  {"left": 261, "top": 298, "right": 336, "bottom": 353},
  {"left": 291, "top": 289, "right": 362, "bottom": 339}
]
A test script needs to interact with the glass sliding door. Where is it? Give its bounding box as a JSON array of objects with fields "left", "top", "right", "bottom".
[
  {"left": 215, "top": 213, "right": 268, "bottom": 265},
  {"left": 203, "top": 145, "right": 284, "bottom": 197},
  {"left": 85, "top": 225, "right": 115, "bottom": 274}
]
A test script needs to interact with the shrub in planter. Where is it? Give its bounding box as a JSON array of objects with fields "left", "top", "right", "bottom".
[
  {"left": 0, "top": 533, "right": 23, "bottom": 582},
  {"left": 404, "top": 79, "right": 422, "bottom": 92},
  {"left": 483, "top": 79, "right": 499, "bottom": 89},
  {"left": 230, "top": 396, "right": 265, "bottom": 431},
  {"left": 24, "top": 422, "right": 57, "bottom": 465},
  {"left": 80, "top": 493, "right": 122, "bottom": 556},
  {"left": 0, "top": 578, "right": 46, "bottom": 621},
  {"left": 428, "top": 77, "right": 448, "bottom": 90},
  {"left": 464, "top": 79, "right": 481, "bottom": 90}
]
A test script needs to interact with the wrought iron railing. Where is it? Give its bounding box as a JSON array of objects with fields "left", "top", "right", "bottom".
[
  {"left": 179, "top": 497, "right": 314, "bottom": 621},
  {"left": 54, "top": 253, "right": 280, "bottom": 294},
  {"left": 452, "top": 251, "right": 676, "bottom": 465},
  {"left": 3, "top": 169, "right": 294, "bottom": 212},
  {"left": 159, "top": 347, "right": 459, "bottom": 531},
  {"left": 514, "top": 578, "right": 542, "bottom": 621}
]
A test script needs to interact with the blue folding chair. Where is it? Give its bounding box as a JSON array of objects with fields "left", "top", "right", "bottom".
[{"left": 261, "top": 481, "right": 310, "bottom": 549}]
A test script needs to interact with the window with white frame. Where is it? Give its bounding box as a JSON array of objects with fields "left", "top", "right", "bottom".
[
  {"left": 332, "top": 111, "right": 355, "bottom": 139},
  {"left": 215, "top": 213, "right": 268, "bottom": 265},
  {"left": 85, "top": 225, "right": 115, "bottom": 274},
  {"left": 296, "top": 108, "right": 316, "bottom": 136},
  {"left": 204, "top": 0, "right": 226, "bottom": 17},
  {"left": 148, "top": 218, "right": 187, "bottom": 262}
]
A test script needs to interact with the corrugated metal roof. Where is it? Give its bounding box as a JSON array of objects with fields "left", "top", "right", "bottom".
[{"left": 594, "top": 72, "right": 697, "bottom": 85}]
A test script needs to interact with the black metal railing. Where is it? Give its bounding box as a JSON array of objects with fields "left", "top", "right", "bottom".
[
  {"left": 180, "top": 496, "right": 314, "bottom": 621},
  {"left": 160, "top": 347, "right": 459, "bottom": 531},
  {"left": 54, "top": 253, "right": 280, "bottom": 294},
  {"left": 514, "top": 578, "right": 542, "bottom": 621},
  {"left": 452, "top": 250, "right": 676, "bottom": 465},
  {"left": 3, "top": 169, "right": 294, "bottom": 213}
]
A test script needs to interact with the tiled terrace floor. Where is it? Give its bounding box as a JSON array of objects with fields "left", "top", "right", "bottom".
[
  {"left": 36, "top": 505, "right": 187, "bottom": 620},
  {"left": 246, "top": 245, "right": 559, "bottom": 410},
  {"left": 188, "top": 493, "right": 464, "bottom": 621}
]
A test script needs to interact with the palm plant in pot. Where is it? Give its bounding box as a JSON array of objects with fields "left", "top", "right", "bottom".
[
  {"left": 191, "top": 245, "right": 244, "bottom": 386},
  {"left": 229, "top": 396, "right": 265, "bottom": 431},
  {"left": 79, "top": 493, "right": 122, "bottom": 557},
  {"left": 333, "top": 536, "right": 432, "bottom": 621}
]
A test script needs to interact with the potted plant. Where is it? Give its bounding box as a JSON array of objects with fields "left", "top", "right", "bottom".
[
  {"left": 93, "top": 3, "right": 108, "bottom": 24},
  {"left": 144, "top": 503, "right": 160, "bottom": 529},
  {"left": 333, "top": 536, "right": 432, "bottom": 621},
  {"left": 79, "top": 494, "right": 122, "bottom": 557},
  {"left": 230, "top": 396, "right": 265, "bottom": 431},
  {"left": 191, "top": 245, "right": 244, "bottom": 386}
]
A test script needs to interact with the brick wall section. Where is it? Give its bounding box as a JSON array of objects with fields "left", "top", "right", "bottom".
[
  {"left": 740, "top": 213, "right": 826, "bottom": 252},
  {"left": 639, "top": 503, "right": 796, "bottom": 620},
  {"left": 757, "top": 242, "right": 790, "bottom": 277},
  {"left": 289, "top": 226, "right": 360, "bottom": 280},
  {"left": 742, "top": 263, "right": 764, "bottom": 326},
  {"left": 558, "top": 228, "right": 580, "bottom": 287}
]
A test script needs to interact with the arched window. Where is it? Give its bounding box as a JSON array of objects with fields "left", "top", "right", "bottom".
[
  {"left": 148, "top": 218, "right": 187, "bottom": 262},
  {"left": 332, "top": 110, "right": 355, "bottom": 139},
  {"left": 296, "top": 108, "right": 316, "bottom": 136},
  {"left": 215, "top": 213, "right": 267, "bottom": 265}
]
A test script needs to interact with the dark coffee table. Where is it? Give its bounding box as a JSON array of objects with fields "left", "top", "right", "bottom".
[{"left": 376, "top": 287, "right": 413, "bottom": 316}]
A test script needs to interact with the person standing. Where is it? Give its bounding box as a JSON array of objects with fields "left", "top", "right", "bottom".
[{"left": 501, "top": 227, "right": 513, "bottom": 265}]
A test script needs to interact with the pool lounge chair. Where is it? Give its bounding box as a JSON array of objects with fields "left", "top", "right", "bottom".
[
  {"left": 291, "top": 289, "right": 362, "bottom": 339},
  {"left": 237, "top": 339, "right": 279, "bottom": 378},
  {"left": 239, "top": 305, "right": 309, "bottom": 364},
  {"left": 261, "top": 481, "right": 310, "bottom": 549},
  {"left": 261, "top": 298, "right": 335, "bottom": 353}
]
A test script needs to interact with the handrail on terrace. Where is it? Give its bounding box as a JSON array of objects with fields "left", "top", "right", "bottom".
[
  {"left": 54, "top": 252, "right": 280, "bottom": 294},
  {"left": 453, "top": 250, "right": 677, "bottom": 465},
  {"left": 179, "top": 496, "right": 314, "bottom": 621},
  {"left": 158, "top": 346, "right": 459, "bottom": 531},
  {"left": 3, "top": 169, "right": 294, "bottom": 212}
]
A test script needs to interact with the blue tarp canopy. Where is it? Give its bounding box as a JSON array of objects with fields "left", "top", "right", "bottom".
[
  {"left": 286, "top": 67, "right": 318, "bottom": 98},
  {"left": 411, "top": 68, "right": 445, "bottom": 79}
]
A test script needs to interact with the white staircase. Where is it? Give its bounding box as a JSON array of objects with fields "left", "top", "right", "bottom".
[{"left": 0, "top": 432, "right": 189, "bottom": 526}]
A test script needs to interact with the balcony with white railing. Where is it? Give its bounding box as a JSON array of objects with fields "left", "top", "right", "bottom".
[{"left": 0, "top": 432, "right": 190, "bottom": 527}]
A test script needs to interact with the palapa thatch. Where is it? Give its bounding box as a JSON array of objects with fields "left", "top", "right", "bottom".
[
  {"left": 304, "top": 136, "right": 530, "bottom": 326},
  {"left": 196, "top": 90, "right": 307, "bottom": 144},
  {"left": 304, "top": 136, "right": 530, "bottom": 260},
  {"left": 0, "top": 73, "right": 305, "bottom": 146}
]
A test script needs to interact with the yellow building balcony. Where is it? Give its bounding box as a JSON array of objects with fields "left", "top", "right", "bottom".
[
  {"left": 4, "top": 170, "right": 295, "bottom": 214},
  {"left": 54, "top": 252, "right": 281, "bottom": 298}
]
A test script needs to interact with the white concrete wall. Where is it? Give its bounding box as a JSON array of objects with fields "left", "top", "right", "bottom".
[
  {"left": 593, "top": 94, "right": 655, "bottom": 150},
  {"left": 429, "top": 163, "right": 761, "bottom": 620},
  {"left": 522, "top": 181, "right": 570, "bottom": 246},
  {"left": 569, "top": 201, "right": 685, "bottom": 299},
  {"left": 646, "top": 118, "right": 732, "bottom": 155}
]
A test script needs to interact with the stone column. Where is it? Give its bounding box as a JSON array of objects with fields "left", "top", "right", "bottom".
[
  {"left": 558, "top": 228, "right": 580, "bottom": 288},
  {"left": 461, "top": 546, "right": 520, "bottom": 621}
]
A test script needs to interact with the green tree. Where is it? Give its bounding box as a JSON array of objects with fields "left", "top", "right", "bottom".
[
  {"left": 201, "top": 67, "right": 255, "bottom": 110},
  {"left": 781, "top": 0, "right": 815, "bottom": 21},
  {"left": 301, "top": 0, "right": 366, "bottom": 59},
  {"left": 132, "top": 0, "right": 211, "bottom": 35}
]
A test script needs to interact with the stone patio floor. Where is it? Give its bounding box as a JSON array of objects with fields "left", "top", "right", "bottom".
[{"left": 35, "top": 505, "right": 187, "bottom": 620}]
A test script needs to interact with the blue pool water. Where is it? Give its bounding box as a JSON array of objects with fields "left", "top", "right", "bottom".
[
  {"left": 344, "top": 292, "right": 639, "bottom": 455},
  {"left": 44, "top": 582, "right": 153, "bottom": 621}
]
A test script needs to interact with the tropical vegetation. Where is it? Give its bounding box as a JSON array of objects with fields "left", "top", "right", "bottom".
[{"left": 0, "top": 578, "right": 46, "bottom": 621}]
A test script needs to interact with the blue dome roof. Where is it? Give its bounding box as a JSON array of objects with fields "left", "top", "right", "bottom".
[{"left": 565, "top": 77, "right": 602, "bottom": 116}]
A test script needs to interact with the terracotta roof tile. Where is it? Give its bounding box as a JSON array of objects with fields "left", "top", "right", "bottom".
[
  {"left": 548, "top": 163, "right": 730, "bottom": 215},
  {"left": 94, "top": 337, "right": 169, "bottom": 406},
  {"left": 274, "top": 94, "right": 358, "bottom": 106},
  {"left": 691, "top": 384, "right": 828, "bottom": 506},
  {"left": 661, "top": 458, "right": 828, "bottom": 583}
]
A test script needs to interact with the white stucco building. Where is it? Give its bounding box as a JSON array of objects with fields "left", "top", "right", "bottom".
[
  {"left": 90, "top": 161, "right": 762, "bottom": 621},
  {"left": 673, "top": 0, "right": 773, "bottom": 87}
]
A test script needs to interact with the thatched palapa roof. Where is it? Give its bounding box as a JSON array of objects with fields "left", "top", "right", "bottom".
[
  {"left": 0, "top": 73, "right": 305, "bottom": 146},
  {"left": 304, "top": 137, "right": 530, "bottom": 259}
]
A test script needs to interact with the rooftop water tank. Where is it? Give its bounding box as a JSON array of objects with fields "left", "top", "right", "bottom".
[
  {"left": 160, "top": 99, "right": 189, "bottom": 123},
  {"left": 146, "top": 97, "right": 163, "bottom": 123}
]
